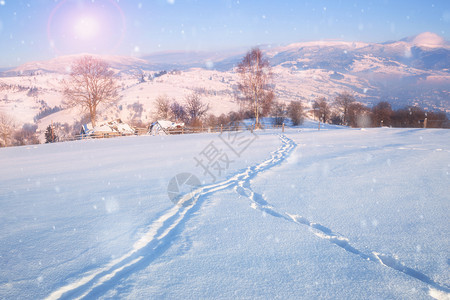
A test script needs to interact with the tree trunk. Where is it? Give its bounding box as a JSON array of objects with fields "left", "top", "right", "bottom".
[
  {"left": 90, "top": 105, "right": 97, "bottom": 127},
  {"left": 255, "top": 97, "right": 259, "bottom": 129}
]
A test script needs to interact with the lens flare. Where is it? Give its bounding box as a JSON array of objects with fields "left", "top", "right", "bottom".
[
  {"left": 47, "top": 0, "right": 126, "bottom": 55},
  {"left": 74, "top": 16, "right": 99, "bottom": 40}
]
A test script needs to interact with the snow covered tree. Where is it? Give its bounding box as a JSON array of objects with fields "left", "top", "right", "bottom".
[
  {"left": 237, "top": 48, "right": 274, "bottom": 128},
  {"left": 62, "top": 56, "right": 120, "bottom": 127}
]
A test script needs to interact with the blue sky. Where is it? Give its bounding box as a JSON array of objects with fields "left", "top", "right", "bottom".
[{"left": 0, "top": 0, "right": 449, "bottom": 67}]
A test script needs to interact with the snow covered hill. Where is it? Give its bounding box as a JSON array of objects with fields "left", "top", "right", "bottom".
[
  {"left": 0, "top": 32, "right": 448, "bottom": 134},
  {"left": 0, "top": 126, "right": 449, "bottom": 299},
  {"left": 3, "top": 54, "right": 152, "bottom": 76}
]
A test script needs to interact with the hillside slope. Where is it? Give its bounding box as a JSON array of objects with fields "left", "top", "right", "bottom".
[{"left": 0, "top": 127, "right": 449, "bottom": 299}]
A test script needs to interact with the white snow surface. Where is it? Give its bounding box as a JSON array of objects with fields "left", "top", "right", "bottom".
[{"left": 0, "top": 125, "right": 449, "bottom": 299}]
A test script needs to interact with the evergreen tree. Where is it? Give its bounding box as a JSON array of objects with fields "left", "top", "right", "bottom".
[{"left": 45, "top": 125, "right": 58, "bottom": 143}]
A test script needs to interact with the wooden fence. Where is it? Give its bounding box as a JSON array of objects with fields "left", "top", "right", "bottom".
[{"left": 58, "top": 123, "right": 286, "bottom": 143}]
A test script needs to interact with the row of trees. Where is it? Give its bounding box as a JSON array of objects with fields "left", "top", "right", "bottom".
[
  {"left": 153, "top": 93, "right": 210, "bottom": 127},
  {"left": 373, "top": 103, "right": 449, "bottom": 128},
  {"left": 154, "top": 94, "right": 305, "bottom": 129},
  {"left": 312, "top": 92, "right": 449, "bottom": 128}
]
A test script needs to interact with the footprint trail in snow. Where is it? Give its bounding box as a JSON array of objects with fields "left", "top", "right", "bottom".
[
  {"left": 233, "top": 135, "right": 450, "bottom": 297},
  {"left": 46, "top": 134, "right": 294, "bottom": 299},
  {"left": 47, "top": 134, "right": 449, "bottom": 299}
]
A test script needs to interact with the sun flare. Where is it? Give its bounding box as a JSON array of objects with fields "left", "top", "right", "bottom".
[
  {"left": 74, "top": 16, "right": 99, "bottom": 40},
  {"left": 47, "top": 0, "right": 126, "bottom": 54}
]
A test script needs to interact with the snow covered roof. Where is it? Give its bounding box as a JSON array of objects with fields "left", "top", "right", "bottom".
[
  {"left": 153, "top": 120, "right": 185, "bottom": 129},
  {"left": 149, "top": 120, "right": 185, "bottom": 135},
  {"left": 82, "top": 119, "right": 135, "bottom": 135}
]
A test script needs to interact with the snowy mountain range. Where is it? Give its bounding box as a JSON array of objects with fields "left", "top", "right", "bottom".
[
  {"left": 0, "top": 32, "right": 448, "bottom": 135},
  {"left": 5, "top": 32, "right": 450, "bottom": 74}
]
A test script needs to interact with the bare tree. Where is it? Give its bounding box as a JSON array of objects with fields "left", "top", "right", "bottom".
[
  {"left": 205, "top": 114, "right": 218, "bottom": 127},
  {"left": 170, "top": 100, "right": 187, "bottom": 123},
  {"left": 62, "top": 56, "right": 120, "bottom": 127},
  {"left": 237, "top": 48, "right": 274, "bottom": 128},
  {"left": 0, "top": 112, "right": 14, "bottom": 147},
  {"left": 288, "top": 100, "right": 304, "bottom": 126},
  {"left": 271, "top": 101, "right": 286, "bottom": 126},
  {"left": 261, "top": 90, "right": 275, "bottom": 118},
  {"left": 348, "top": 102, "right": 371, "bottom": 127},
  {"left": 372, "top": 101, "right": 393, "bottom": 127},
  {"left": 217, "top": 113, "right": 229, "bottom": 126},
  {"left": 185, "top": 93, "right": 209, "bottom": 126},
  {"left": 313, "top": 97, "right": 330, "bottom": 123},
  {"left": 13, "top": 124, "right": 39, "bottom": 146},
  {"left": 425, "top": 111, "right": 450, "bottom": 128},
  {"left": 333, "top": 92, "right": 355, "bottom": 125},
  {"left": 154, "top": 95, "right": 172, "bottom": 120}
]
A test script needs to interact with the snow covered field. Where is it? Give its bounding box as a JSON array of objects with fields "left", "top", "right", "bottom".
[{"left": 0, "top": 124, "right": 449, "bottom": 299}]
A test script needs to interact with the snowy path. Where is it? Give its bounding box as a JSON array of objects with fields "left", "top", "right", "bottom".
[
  {"left": 45, "top": 135, "right": 293, "bottom": 299},
  {"left": 45, "top": 133, "right": 449, "bottom": 299}
]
